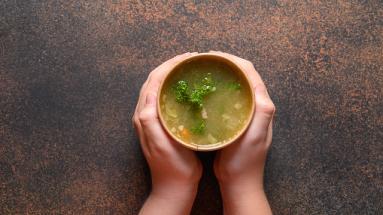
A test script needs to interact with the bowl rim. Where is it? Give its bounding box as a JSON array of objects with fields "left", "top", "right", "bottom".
[{"left": 157, "top": 52, "right": 255, "bottom": 151}]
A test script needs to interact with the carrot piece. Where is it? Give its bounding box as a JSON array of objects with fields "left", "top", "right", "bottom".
[{"left": 180, "top": 128, "right": 191, "bottom": 141}]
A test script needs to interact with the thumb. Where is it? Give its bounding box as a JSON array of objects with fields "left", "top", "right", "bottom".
[
  {"left": 255, "top": 85, "right": 275, "bottom": 122},
  {"left": 246, "top": 85, "right": 275, "bottom": 137},
  {"left": 138, "top": 93, "right": 169, "bottom": 143}
]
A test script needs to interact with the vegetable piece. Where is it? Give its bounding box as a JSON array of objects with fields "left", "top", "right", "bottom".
[
  {"left": 189, "top": 84, "right": 215, "bottom": 108},
  {"left": 201, "top": 108, "right": 208, "bottom": 119},
  {"left": 191, "top": 121, "right": 206, "bottom": 134},
  {"left": 174, "top": 80, "right": 189, "bottom": 103},
  {"left": 202, "top": 73, "right": 214, "bottom": 86},
  {"left": 234, "top": 103, "right": 242, "bottom": 109},
  {"left": 165, "top": 104, "right": 177, "bottom": 118},
  {"left": 173, "top": 74, "right": 216, "bottom": 108},
  {"left": 227, "top": 82, "right": 241, "bottom": 90},
  {"left": 207, "top": 133, "right": 217, "bottom": 144},
  {"left": 180, "top": 128, "right": 191, "bottom": 140},
  {"left": 222, "top": 114, "right": 230, "bottom": 120},
  {"left": 189, "top": 90, "right": 204, "bottom": 108}
]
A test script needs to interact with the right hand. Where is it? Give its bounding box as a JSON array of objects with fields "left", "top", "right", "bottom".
[{"left": 212, "top": 52, "right": 275, "bottom": 214}]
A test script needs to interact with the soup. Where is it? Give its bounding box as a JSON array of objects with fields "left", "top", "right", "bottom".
[{"left": 159, "top": 58, "right": 253, "bottom": 147}]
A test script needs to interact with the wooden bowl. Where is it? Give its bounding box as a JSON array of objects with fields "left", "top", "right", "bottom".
[{"left": 157, "top": 53, "right": 255, "bottom": 151}]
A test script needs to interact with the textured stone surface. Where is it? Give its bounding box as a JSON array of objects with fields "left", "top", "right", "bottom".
[{"left": 1, "top": 0, "right": 382, "bottom": 214}]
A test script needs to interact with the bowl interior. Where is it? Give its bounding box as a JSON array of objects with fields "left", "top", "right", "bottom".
[{"left": 157, "top": 53, "right": 255, "bottom": 151}]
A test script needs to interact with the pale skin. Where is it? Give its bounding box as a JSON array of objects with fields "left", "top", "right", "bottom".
[{"left": 132, "top": 52, "right": 275, "bottom": 215}]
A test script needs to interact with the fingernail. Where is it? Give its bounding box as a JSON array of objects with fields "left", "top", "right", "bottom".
[{"left": 146, "top": 93, "right": 157, "bottom": 106}]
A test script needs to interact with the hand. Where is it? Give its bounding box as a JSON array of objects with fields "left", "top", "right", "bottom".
[
  {"left": 212, "top": 52, "right": 275, "bottom": 215},
  {"left": 132, "top": 53, "right": 202, "bottom": 215}
]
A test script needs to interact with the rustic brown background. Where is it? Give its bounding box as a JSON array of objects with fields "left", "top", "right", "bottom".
[{"left": 1, "top": 0, "right": 382, "bottom": 214}]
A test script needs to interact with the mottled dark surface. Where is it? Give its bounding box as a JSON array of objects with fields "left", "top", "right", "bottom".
[{"left": 0, "top": 0, "right": 382, "bottom": 214}]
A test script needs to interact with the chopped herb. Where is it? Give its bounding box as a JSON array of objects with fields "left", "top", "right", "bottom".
[
  {"left": 189, "top": 84, "right": 214, "bottom": 108},
  {"left": 172, "top": 75, "right": 215, "bottom": 134},
  {"left": 191, "top": 120, "right": 206, "bottom": 134},
  {"left": 174, "top": 80, "right": 189, "bottom": 103},
  {"left": 189, "top": 89, "right": 204, "bottom": 108},
  {"left": 227, "top": 82, "right": 241, "bottom": 90},
  {"left": 173, "top": 74, "right": 216, "bottom": 108}
]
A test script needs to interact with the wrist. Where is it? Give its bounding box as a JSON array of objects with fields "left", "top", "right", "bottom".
[
  {"left": 151, "top": 180, "right": 199, "bottom": 201},
  {"left": 217, "top": 171, "right": 264, "bottom": 190},
  {"left": 218, "top": 176, "right": 265, "bottom": 206},
  {"left": 140, "top": 182, "right": 199, "bottom": 215},
  {"left": 218, "top": 179, "right": 271, "bottom": 215},
  {"left": 219, "top": 177, "right": 265, "bottom": 197}
]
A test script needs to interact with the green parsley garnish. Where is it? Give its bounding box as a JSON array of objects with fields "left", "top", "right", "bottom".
[
  {"left": 227, "top": 82, "right": 241, "bottom": 90},
  {"left": 174, "top": 80, "right": 189, "bottom": 103},
  {"left": 173, "top": 74, "right": 216, "bottom": 108},
  {"left": 191, "top": 120, "right": 206, "bottom": 134}
]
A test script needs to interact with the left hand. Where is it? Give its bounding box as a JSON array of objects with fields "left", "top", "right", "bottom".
[{"left": 132, "top": 53, "right": 202, "bottom": 214}]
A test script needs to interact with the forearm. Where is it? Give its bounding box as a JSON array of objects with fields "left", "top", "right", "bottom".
[
  {"left": 219, "top": 180, "right": 272, "bottom": 215},
  {"left": 139, "top": 183, "right": 198, "bottom": 215}
]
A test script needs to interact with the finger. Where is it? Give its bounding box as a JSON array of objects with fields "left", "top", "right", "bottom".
[
  {"left": 132, "top": 83, "right": 149, "bottom": 155},
  {"left": 132, "top": 114, "right": 150, "bottom": 156},
  {"left": 139, "top": 92, "right": 172, "bottom": 152},
  {"left": 135, "top": 82, "right": 149, "bottom": 118},
  {"left": 253, "top": 84, "right": 275, "bottom": 129},
  {"left": 134, "top": 53, "right": 177, "bottom": 142},
  {"left": 138, "top": 92, "right": 193, "bottom": 157},
  {"left": 132, "top": 80, "right": 148, "bottom": 140},
  {"left": 243, "top": 85, "right": 275, "bottom": 143},
  {"left": 265, "top": 119, "right": 273, "bottom": 148},
  {"left": 134, "top": 81, "right": 148, "bottom": 121}
]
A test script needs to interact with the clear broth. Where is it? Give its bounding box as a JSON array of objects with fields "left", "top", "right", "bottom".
[{"left": 160, "top": 58, "right": 252, "bottom": 145}]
